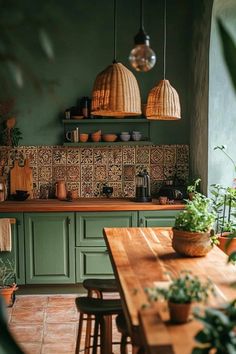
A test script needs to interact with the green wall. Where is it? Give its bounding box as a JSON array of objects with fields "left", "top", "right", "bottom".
[
  {"left": 189, "top": 0, "right": 213, "bottom": 193},
  {"left": 208, "top": 0, "right": 236, "bottom": 188},
  {"left": 0, "top": 0, "right": 192, "bottom": 146}
]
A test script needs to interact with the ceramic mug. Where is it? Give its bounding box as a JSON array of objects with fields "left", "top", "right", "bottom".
[{"left": 66, "top": 128, "right": 79, "bottom": 143}]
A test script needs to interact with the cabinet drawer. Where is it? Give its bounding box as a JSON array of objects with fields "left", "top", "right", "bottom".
[
  {"left": 76, "top": 211, "right": 137, "bottom": 246},
  {"left": 76, "top": 247, "right": 113, "bottom": 282},
  {"left": 139, "top": 210, "right": 181, "bottom": 227}
]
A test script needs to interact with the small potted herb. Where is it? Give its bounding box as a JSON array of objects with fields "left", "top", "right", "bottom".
[
  {"left": 210, "top": 184, "right": 236, "bottom": 255},
  {"left": 0, "top": 258, "right": 18, "bottom": 307},
  {"left": 172, "top": 192, "right": 217, "bottom": 257},
  {"left": 192, "top": 299, "right": 236, "bottom": 354},
  {"left": 145, "top": 271, "right": 214, "bottom": 324},
  {"left": 187, "top": 178, "right": 201, "bottom": 200}
]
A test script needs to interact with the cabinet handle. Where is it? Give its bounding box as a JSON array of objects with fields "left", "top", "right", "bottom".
[
  {"left": 139, "top": 218, "right": 144, "bottom": 227},
  {"left": 104, "top": 249, "right": 109, "bottom": 254},
  {"left": 67, "top": 217, "right": 71, "bottom": 225}
]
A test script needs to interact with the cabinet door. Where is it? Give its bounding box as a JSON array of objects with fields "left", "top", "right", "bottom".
[
  {"left": 138, "top": 210, "right": 181, "bottom": 227},
  {"left": 0, "top": 213, "right": 25, "bottom": 285},
  {"left": 24, "top": 213, "right": 75, "bottom": 284},
  {"left": 76, "top": 211, "right": 137, "bottom": 246},
  {"left": 76, "top": 247, "right": 113, "bottom": 282}
]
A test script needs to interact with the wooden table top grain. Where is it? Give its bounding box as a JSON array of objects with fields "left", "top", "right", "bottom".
[{"left": 103, "top": 227, "right": 236, "bottom": 353}]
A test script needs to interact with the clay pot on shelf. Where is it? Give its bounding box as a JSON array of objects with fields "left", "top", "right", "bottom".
[{"left": 172, "top": 229, "right": 212, "bottom": 257}]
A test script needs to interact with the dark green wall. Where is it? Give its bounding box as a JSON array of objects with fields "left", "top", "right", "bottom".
[
  {"left": 189, "top": 0, "right": 213, "bottom": 193},
  {"left": 0, "top": 0, "right": 192, "bottom": 146}
]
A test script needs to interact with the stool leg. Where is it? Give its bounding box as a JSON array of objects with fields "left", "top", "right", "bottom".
[
  {"left": 100, "top": 315, "right": 112, "bottom": 354},
  {"left": 92, "top": 316, "right": 100, "bottom": 354},
  {"left": 121, "top": 333, "right": 128, "bottom": 354},
  {"left": 75, "top": 312, "right": 84, "bottom": 354},
  {"left": 85, "top": 289, "right": 94, "bottom": 354}
]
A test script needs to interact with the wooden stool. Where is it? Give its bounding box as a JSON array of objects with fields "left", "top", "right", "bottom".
[
  {"left": 76, "top": 279, "right": 119, "bottom": 354},
  {"left": 75, "top": 297, "right": 123, "bottom": 354}
]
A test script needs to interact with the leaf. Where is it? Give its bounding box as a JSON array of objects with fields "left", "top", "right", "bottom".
[
  {"left": 38, "top": 28, "right": 54, "bottom": 61},
  {"left": 217, "top": 19, "right": 236, "bottom": 92},
  {"left": 192, "top": 347, "right": 210, "bottom": 354},
  {"left": 6, "top": 61, "right": 23, "bottom": 88}
]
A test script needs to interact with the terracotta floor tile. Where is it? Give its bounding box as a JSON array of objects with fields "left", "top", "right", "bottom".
[
  {"left": 43, "top": 323, "right": 77, "bottom": 343},
  {"left": 47, "top": 295, "right": 77, "bottom": 307},
  {"left": 11, "top": 306, "right": 45, "bottom": 323},
  {"left": 9, "top": 324, "right": 43, "bottom": 343},
  {"left": 41, "top": 342, "right": 75, "bottom": 354},
  {"left": 15, "top": 295, "right": 48, "bottom": 308},
  {"left": 45, "top": 306, "right": 79, "bottom": 323},
  {"left": 17, "top": 342, "right": 41, "bottom": 354}
]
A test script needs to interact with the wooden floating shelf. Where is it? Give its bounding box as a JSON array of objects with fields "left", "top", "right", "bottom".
[
  {"left": 63, "top": 141, "right": 153, "bottom": 147},
  {"left": 62, "top": 118, "right": 149, "bottom": 124}
]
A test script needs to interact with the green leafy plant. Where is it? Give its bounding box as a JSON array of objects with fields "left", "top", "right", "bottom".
[
  {"left": 187, "top": 178, "right": 201, "bottom": 194},
  {"left": 192, "top": 300, "right": 236, "bottom": 354},
  {"left": 0, "top": 258, "right": 16, "bottom": 288},
  {"left": 174, "top": 192, "right": 216, "bottom": 237},
  {"left": 214, "top": 145, "right": 236, "bottom": 174},
  {"left": 145, "top": 271, "right": 214, "bottom": 305}
]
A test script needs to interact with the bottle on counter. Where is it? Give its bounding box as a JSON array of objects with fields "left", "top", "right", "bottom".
[{"left": 81, "top": 97, "right": 91, "bottom": 118}]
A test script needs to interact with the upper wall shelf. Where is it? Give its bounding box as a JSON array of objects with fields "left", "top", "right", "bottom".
[{"left": 62, "top": 117, "right": 151, "bottom": 146}]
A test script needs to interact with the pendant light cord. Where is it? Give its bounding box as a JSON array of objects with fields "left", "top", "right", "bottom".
[
  {"left": 140, "top": 0, "right": 144, "bottom": 30},
  {"left": 163, "top": 0, "right": 166, "bottom": 79},
  {"left": 113, "top": 0, "right": 117, "bottom": 63}
]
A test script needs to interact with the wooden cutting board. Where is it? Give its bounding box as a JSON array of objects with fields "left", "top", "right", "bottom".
[{"left": 10, "top": 159, "right": 33, "bottom": 199}]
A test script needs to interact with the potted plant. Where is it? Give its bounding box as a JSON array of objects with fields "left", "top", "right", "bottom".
[
  {"left": 0, "top": 258, "right": 18, "bottom": 307},
  {"left": 145, "top": 271, "right": 214, "bottom": 324},
  {"left": 172, "top": 192, "right": 217, "bottom": 257},
  {"left": 210, "top": 184, "right": 236, "bottom": 255},
  {"left": 192, "top": 299, "right": 236, "bottom": 354},
  {"left": 187, "top": 178, "right": 201, "bottom": 201}
]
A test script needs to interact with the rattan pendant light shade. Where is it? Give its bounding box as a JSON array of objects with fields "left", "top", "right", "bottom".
[
  {"left": 91, "top": 62, "right": 141, "bottom": 117},
  {"left": 91, "top": 0, "right": 141, "bottom": 117},
  {"left": 146, "top": 79, "right": 181, "bottom": 120},
  {"left": 146, "top": 0, "right": 181, "bottom": 120}
]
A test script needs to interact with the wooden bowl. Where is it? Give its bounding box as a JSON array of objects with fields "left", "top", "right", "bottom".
[{"left": 102, "top": 134, "right": 117, "bottom": 142}]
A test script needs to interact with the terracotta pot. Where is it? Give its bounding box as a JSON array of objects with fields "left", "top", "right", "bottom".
[
  {"left": 0, "top": 284, "right": 18, "bottom": 307},
  {"left": 168, "top": 302, "right": 191, "bottom": 324},
  {"left": 55, "top": 180, "right": 67, "bottom": 200},
  {"left": 217, "top": 232, "right": 236, "bottom": 255},
  {"left": 172, "top": 229, "right": 212, "bottom": 257}
]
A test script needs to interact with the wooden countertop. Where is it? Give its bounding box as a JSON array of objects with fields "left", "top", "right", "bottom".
[{"left": 0, "top": 199, "right": 185, "bottom": 212}]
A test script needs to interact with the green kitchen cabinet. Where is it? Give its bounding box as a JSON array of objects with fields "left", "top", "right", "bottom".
[
  {"left": 24, "top": 213, "right": 75, "bottom": 284},
  {"left": 76, "top": 211, "right": 137, "bottom": 246},
  {"left": 0, "top": 213, "right": 25, "bottom": 285},
  {"left": 138, "top": 210, "right": 181, "bottom": 227},
  {"left": 76, "top": 247, "right": 113, "bottom": 282}
]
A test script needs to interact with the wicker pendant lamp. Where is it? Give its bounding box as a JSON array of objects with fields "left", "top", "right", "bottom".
[
  {"left": 146, "top": 0, "right": 181, "bottom": 120},
  {"left": 91, "top": 0, "right": 141, "bottom": 117}
]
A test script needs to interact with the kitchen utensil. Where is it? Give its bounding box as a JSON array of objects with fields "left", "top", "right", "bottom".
[
  {"left": 134, "top": 170, "right": 152, "bottom": 202},
  {"left": 10, "top": 159, "right": 33, "bottom": 199},
  {"left": 66, "top": 128, "right": 79, "bottom": 142},
  {"left": 55, "top": 180, "right": 67, "bottom": 200},
  {"left": 120, "top": 134, "right": 131, "bottom": 141}
]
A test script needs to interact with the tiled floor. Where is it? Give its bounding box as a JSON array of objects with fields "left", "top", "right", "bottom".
[{"left": 7, "top": 294, "right": 128, "bottom": 354}]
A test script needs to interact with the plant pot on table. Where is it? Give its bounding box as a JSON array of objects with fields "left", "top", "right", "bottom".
[
  {"left": 0, "top": 283, "right": 18, "bottom": 307},
  {"left": 217, "top": 232, "right": 236, "bottom": 255},
  {"left": 168, "top": 301, "right": 192, "bottom": 324},
  {"left": 172, "top": 229, "right": 212, "bottom": 257}
]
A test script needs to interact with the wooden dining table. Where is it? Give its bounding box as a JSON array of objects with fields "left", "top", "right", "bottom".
[{"left": 103, "top": 227, "right": 236, "bottom": 354}]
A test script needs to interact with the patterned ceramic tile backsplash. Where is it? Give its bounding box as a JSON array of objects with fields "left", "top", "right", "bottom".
[{"left": 0, "top": 144, "right": 189, "bottom": 198}]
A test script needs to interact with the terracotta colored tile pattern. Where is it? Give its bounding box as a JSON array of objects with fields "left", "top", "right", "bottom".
[
  {"left": 0, "top": 144, "right": 189, "bottom": 198},
  {"left": 7, "top": 294, "right": 129, "bottom": 354}
]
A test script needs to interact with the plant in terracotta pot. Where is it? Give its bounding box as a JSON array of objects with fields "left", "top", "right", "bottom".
[
  {"left": 145, "top": 271, "right": 214, "bottom": 324},
  {"left": 0, "top": 258, "right": 18, "bottom": 307},
  {"left": 210, "top": 184, "right": 236, "bottom": 255},
  {"left": 192, "top": 299, "right": 236, "bottom": 354},
  {"left": 187, "top": 178, "right": 201, "bottom": 201},
  {"left": 172, "top": 192, "right": 217, "bottom": 257}
]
